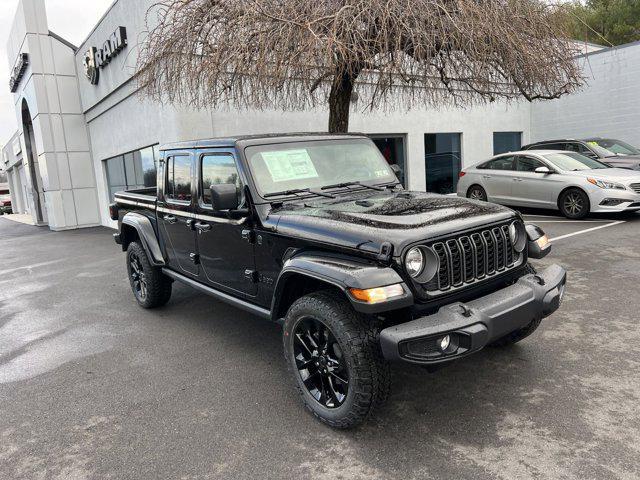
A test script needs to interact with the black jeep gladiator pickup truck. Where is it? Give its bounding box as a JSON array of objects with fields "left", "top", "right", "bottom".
[{"left": 111, "top": 134, "right": 566, "bottom": 428}]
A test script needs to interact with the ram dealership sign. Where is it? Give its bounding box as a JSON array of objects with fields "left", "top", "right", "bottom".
[
  {"left": 9, "top": 53, "right": 29, "bottom": 93},
  {"left": 82, "top": 26, "right": 128, "bottom": 85}
]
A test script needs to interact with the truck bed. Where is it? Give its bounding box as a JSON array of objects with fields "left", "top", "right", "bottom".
[{"left": 114, "top": 187, "right": 157, "bottom": 210}]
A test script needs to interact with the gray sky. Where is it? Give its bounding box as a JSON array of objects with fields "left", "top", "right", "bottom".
[{"left": 0, "top": 0, "right": 114, "bottom": 146}]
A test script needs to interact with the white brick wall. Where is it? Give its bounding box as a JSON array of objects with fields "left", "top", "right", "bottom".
[{"left": 531, "top": 41, "right": 640, "bottom": 146}]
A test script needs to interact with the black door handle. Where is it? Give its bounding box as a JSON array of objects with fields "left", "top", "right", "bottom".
[
  {"left": 194, "top": 221, "right": 211, "bottom": 233},
  {"left": 163, "top": 214, "right": 177, "bottom": 224}
]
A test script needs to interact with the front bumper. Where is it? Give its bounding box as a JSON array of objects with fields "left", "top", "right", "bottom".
[
  {"left": 379, "top": 264, "right": 566, "bottom": 364},
  {"left": 588, "top": 187, "right": 640, "bottom": 212}
]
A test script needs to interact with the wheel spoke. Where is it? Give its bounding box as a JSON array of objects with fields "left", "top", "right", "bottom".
[
  {"left": 295, "top": 333, "right": 314, "bottom": 357},
  {"left": 326, "top": 376, "right": 342, "bottom": 406},
  {"left": 292, "top": 317, "right": 350, "bottom": 409},
  {"left": 328, "top": 370, "right": 348, "bottom": 385}
]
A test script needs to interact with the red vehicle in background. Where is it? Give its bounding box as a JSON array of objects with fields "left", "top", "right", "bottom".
[{"left": 0, "top": 187, "right": 12, "bottom": 215}]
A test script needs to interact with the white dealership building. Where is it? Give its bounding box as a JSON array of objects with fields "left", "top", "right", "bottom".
[{"left": 2, "top": 0, "right": 637, "bottom": 230}]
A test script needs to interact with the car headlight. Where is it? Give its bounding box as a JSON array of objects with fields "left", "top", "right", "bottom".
[
  {"left": 405, "top": 247, "right": 424, "bottom": 278},
  {"left": 587, "top": 178, "right": 626, "bottom": 190},
  {"left": 508, "top": 220, "right": 527, "bottom": 253}
]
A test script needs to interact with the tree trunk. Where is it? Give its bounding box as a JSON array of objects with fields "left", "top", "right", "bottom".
[{"left": 328, "top": 72, "right": 355, "bottom": 133}]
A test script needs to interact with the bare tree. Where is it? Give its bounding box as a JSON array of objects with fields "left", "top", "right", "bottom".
[{"left": 136, "top": 0, "right": 583, "bottom": 133}]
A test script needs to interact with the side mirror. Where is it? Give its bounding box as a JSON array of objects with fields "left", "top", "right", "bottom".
[
  {"left": 210, "top": 184, "right": 239, "bottom": 211},
  {"left": 390, "top": 164, "right": 401, "bottom": 176},
  {"left": 534, "top": 166, "right": 553, "bottom": 174}
]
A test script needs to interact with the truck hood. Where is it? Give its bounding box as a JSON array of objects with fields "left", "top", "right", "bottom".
[{"left": 270, "top": 190, "right": 516, "bottom": 256}]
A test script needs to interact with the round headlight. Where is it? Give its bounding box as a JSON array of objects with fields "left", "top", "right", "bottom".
[
  {"left": 405, "top": 247, "right": 424, "bottom": 278},
  {"left": 509, "top": 221, "right": 527, "bottom": 253}
]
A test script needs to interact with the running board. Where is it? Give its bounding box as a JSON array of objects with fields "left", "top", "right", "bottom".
[{"left": 162, "top": 268, "right": 271, "bottom": 320}]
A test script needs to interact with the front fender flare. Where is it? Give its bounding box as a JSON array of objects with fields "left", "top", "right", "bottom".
[
  {"left": 271, "top": 252, "right": 413, "bottom": 319},
  {"left": 121, "top": 212, "right": 164, "bottom": 266}
]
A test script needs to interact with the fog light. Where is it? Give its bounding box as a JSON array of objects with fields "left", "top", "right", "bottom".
[
  {"left": 559, "top": 283, "right": 566, "bottom": 300},
  {"left": 439, "top": 335, "right": 450, "bottom": 352}
]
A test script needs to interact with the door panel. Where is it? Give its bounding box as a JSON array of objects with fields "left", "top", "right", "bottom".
[
  {"left": 479, "top": 156, "right": 516, "bottom": 202},
  {"left": 159, "top": 153, "right": 198, "bottom": 276},
  {"left": 194, "top": 150, "right": 257, "bottom": 297},
  {"left": 512, "top": 155, "right": 560, "bottom": 207}
]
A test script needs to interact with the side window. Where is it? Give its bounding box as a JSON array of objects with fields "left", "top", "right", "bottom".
[
  {"left": 165, "top": 155, "right": 192, "bottom": 202},
  {"left": 201, "top": 154, "right": 243, "bottom": 205},
  {"left": 536, "top": 143, "right": 563, "bottom": 150},
  {"left": 517, "top": 156, "right": 544, "bottom": 172},
  {"left": 485, "top": 156, "right": 515, "bottom": 171}
]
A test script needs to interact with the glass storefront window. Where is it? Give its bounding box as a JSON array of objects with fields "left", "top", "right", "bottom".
[
  {"left": 104, "top": 144, "right": 159, "bottom": 201},
  {"left": 424, "top": 133, "right": 462, "bottom": 194},
  {"left": 370, "top": 135, "right": 407, "bottom": 187},
  {"left": 493, "top": 132, "right": 522, "bottom": 155}
]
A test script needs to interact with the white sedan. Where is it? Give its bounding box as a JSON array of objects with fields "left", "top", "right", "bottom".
[{"left": 456, "top": 150, "right": 640, "bottom": 218}]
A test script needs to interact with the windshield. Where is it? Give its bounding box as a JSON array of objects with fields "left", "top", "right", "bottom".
[
  {"left": 245, "top": 138, "right": 397, "bottom": 197},
  {"left": 586, "top": 139, "right": 640, "bottom": 156},
  {"left": 542, "top": 152, "right": 609, "bottom": 171}
]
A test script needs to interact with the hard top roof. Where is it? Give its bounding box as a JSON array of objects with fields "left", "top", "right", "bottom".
[{"left": 160, "top": 132, "right": 368, "bottom": 151}]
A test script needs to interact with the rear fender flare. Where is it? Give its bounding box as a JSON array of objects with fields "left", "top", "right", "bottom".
[{"left": 121, "top": 212, "right": 164, "bottom": 266}]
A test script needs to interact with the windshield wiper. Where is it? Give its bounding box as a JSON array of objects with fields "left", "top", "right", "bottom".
[
  {"left": 320, "top": 181, "right": 384, "bottom": 191},
  {"left": 263, "top": 188, "right": 335, "bottom": 199}
]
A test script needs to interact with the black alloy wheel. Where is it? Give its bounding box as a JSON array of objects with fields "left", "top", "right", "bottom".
[
  {"left": 292, "top": 317, "right": 349, "bottom": 409},
  {"left": 467, "top": 185, "right": 487, "bottom": 202},
  {"left": 283, "top": 291, "right": 390, "bottom": 428},
  {"left": 126, "top": 241, "right": 172, "bottom": 308},
  {"left": 128, "top": 250, "right": 148, "bottom": 302},
  {"left": 559, "top": 189, "right": 589, "bottom": 219}
]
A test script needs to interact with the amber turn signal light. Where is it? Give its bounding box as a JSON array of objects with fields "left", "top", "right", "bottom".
[{"left": 349, "top": 284, "right": 405, "bottom": 304}]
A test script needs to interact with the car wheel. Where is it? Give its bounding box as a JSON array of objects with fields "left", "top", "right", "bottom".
[
  {"left": 559, "top": 189, "right": 589, "bottom": 219},
  {"left": 282, "top": 291, "right": 391, "bottom": 429},
  {"left": 467, "top": 185, "right": 488, "bottom": 202},
  {"left": 126, "top": 241, "right": 172, "bottom": 308}
]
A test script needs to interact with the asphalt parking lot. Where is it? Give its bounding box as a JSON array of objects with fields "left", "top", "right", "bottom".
[{"left": 1, "top": 210, "right": 640, "bottom": 480}]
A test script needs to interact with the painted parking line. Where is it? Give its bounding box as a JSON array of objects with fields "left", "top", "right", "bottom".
[
  {"left": 527, "top": 220, "right": 614, "bottom": 223},
  {"left": 548, "top": 220, "right": 625, "bottom": 242}
]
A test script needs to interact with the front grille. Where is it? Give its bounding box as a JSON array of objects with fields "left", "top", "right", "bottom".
[
  {"left": 630, "top": 183, "right": 640, "bottom": 194},
  {"left": 423, "top": 224, "right": 522, "bottom": 295}
]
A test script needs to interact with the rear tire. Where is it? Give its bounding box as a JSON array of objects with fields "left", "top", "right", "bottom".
[
  {"left": 282, "top": 291, "right": 390, "bottom": 429},
  {"left": 467, "top": 185, "right": 488, "bottom": 202},
  {"left": 559, "top": 188, "right": 589, "bottom": 219},
  {"left": 126, "top": 241, "right": 172, "bottom": 308}
]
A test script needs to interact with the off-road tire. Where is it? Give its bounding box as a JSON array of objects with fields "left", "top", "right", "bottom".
[
  {"left": 282, "top": 291, "right": 391, "bottom": 429},
  {"left": 490, "top": 263, "right": 547, "bottom": 347},
  {"left": 126, "top": 241, "right": 172, "bottom": 308},
  {"left": 467, "top": 185, "right": 488, "bottom": 202},
  {"left": 559, "top": 188, "right": 590, "bottom": 219}
]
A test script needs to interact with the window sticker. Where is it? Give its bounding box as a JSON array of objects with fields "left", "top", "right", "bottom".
[
  {"left": 586, "top": 141, "right": 599, "bottom": 146},
  {"left": 261, "top": 149, "right": 319, "bottom": 182}
]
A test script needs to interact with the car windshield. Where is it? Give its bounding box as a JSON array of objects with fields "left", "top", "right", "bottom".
[
  {"left": 244, "top": 138, "right": 397, "bottom": 197},
  {"left": 542, "top": 152, "right": 609, "bottom": 171},
  {"left": 586, "top": 139, "right": 640, "bottom": 156}
]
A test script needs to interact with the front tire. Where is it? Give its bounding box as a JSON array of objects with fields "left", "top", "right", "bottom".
[
  {"left": 126, "top": 241, "right": 172, "bottom": 308},
  {"left": 559, "top": 188, "right": 589, "bottom": 219},
  {"left": 282, "top": 291, "right": 390, "bottom": 429}
]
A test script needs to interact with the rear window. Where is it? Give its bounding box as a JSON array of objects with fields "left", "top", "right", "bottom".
[{"left": 166, "top": 155, "right": 192, "bottom": 202}]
